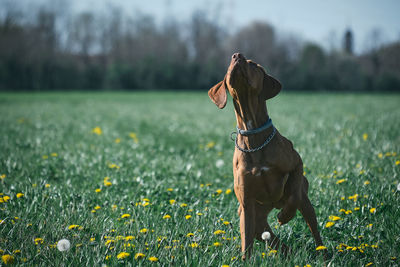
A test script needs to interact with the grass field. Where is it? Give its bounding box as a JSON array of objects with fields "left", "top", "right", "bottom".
[{"left": 0, "top": 92, "right": 399, "bottom": 266}]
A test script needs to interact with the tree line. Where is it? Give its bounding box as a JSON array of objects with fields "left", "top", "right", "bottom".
[{"left": 0, "top": 4, "right": 399, "bottom": 91}]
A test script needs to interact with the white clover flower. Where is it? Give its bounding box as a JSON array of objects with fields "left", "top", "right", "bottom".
[
  {"left": 261, "top": 231, "right": 271, "bottom": 241},
  {"left": 215, "top": 159, "right": 224, "bottom": 168},
  {"left": 57, "top": 239, "right": 71, "bottom": 252}
]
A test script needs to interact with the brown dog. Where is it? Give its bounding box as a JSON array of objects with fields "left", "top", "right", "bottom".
[{"left": 208, "top": 53, "right": 324, "bottom": 259}]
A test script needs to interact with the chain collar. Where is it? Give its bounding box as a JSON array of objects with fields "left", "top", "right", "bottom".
[{"left": 231, "top": 118, "right": 276, "bottom": 153}]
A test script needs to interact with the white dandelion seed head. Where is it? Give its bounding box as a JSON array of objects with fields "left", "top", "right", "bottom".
[
  {"left": 261, "top": 231, "right": 271, "bottom": 241},
  {"left": 215, "top": 159, "right": 224, "bottom": 168},
  {"left": 57, "top": 239, "right": 71, "bottom": 252}
]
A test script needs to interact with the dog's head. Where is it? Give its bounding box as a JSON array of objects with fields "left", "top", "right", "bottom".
[{"left": 208, "top": 53, "right": 282, "bottom": 109}]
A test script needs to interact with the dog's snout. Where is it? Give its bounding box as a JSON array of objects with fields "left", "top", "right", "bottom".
[{"left": 232, "top": 53, "right": 243, "bottom": 60}]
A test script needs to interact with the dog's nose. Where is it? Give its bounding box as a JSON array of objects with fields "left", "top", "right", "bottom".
[{"left": 232, "top": 53, "right": 243, "bottom": 60}]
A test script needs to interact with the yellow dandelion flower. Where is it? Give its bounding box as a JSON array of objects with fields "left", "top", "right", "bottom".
[
  {"left": 169, "top": 199, "right": 176, "bottom": 205},
  {"left": 370, "top": 208, "right": 376, "bottom": 214},
  {"left": 13, "top": 249, "right": 21, "bottom": 254},
  {"left": 354, "top": 207, "right": 360, "bottom": 211},
  {"left": 213, "top": 242, "right": 222, "bottom": 247},
  {"left": 92, "top": 127, "right": 102, "bottom": 135},
  {"left": 378, "top": 153, "right": 383, "bottom": 158},
  {"left": 362, "top": 133, "right": 368, "bottom": 141},
  {"left": 1, "top": 254, "right": 14, "bottom": 265},
  {"left": 190, "top": 242, "right": 199, "bottom": 248},
  {"left": 115, "top": 138, "right": 121, "bottom": 144},
  {"left": 222, "top": 265, "right": 230, "bottom": 267},
  {"left": 51, "top": 153, "right": 58, "bottom": 157},
  {"left": 148, "top": 256, "right": 158, "bottom": 262},
  {"left": 142, "top": 202, "right": 150, "bottom": 207},
  {"left": 336, "top": 179, "right": 346, "bottom": 184},
  {"left": 140, "top": 228, "right": 148, "bottom": 234},
  {"left": 16, "top": 193, "right": 24, "bottom": 198},
  {"left": 125, "top": 235, "right": 134, "bottom": 241},
  {"left": 90, "top": 237, "right": 95, "bottom": 242},
  {"left": 135, "top": 253, "right": 145, "bottom": 260},
  {"left": 365, "top": 262, "right": 373, "bottom": 266},
  {"left": 186, "top": 233, "right": 194, "bottom": 237},
  {"left": 112, "top": 204, "right": 117, "bottom": 210},
  {"left": 366, "top": 223, "right": 373, "bottom": 228},
  {"left": 185, "top": 215, "right": 192, "bottom": 220},
  {"left": 91, "top": 209, "right": 96, "bottom": 213},
  {"left": 94, "top": 205, "right": 101, "bottom": 210},
  {"left": 105, "top": 240, "right": 115, "bottom": 246},
  {"left": 348, "top": 194, "right": 358, "bottom": 201},
  {"left": 364, "top": 180, "right": 370, "bottom": 185},
  {"left": 396, "top": 160, "right": 400, "bottom": 166},
  {"left": 328, "top": 215, "right": 342, "bottom": 221},
  {"left": 214, "top": 230, "right": 225, "bottom": 235},
  {"left": 216, "top": 189, "right": 223, "bottom": 194},
  {"left": 121, "top": 214, "right": 130, "bottom": 218},
  {"left": 316, "top": 246, "right": 327, "bottom": 250},
  {"left": 108, "top": 163, "right": 120, "bottom": 169},
  {"left": 268, "top": 250, "right": 278, "bottom": 256},
  {"left": 129, "top": 132, "right": 139, "bottom": 143},
  {"left": 163, "top": 214, "right": 171, "bottom": 219},
  {"left": 68, "top": 224, "right": 79, "bottom": 230},
  {"left": 34, "top": 237, "right": 44, "bottom": 244},
  {"left": 117, "top": 252, "right": 130, "bottom": 260},
  {"left": 42, "top": 155, "right": 48, "bottom": 159},
  {"left": 345, "top": 210, "right": 352, "bottom": 214},
  {"left": 197, "top": 212, "right": 203, "bottom": 216},
  {"left": 325, "top": 221, "right": 335, "bottom": 228},
  {"left": 0, "top": 174, "right": 6, "bottom": 179},
  {"left": 95, "top": 188, "right": 101, "bottom": 193},
  {"left": 206, "top": 141, "right": 215, "bottom": 148},
  {"left": 45, "top": 184, "right": 50, "bottom": 188},
  {"left": 166, "top": 188, "right": 174, "bottom": 192},
  {"left": 180, "top": 203, "right": 187, "bottom": 207}
]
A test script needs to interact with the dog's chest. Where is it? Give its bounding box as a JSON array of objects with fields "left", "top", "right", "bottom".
[{"left": 250, "top": 166, "right": 270, "bottom": 177}]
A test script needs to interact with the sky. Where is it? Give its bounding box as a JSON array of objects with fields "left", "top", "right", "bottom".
[
  {"left": 9, "top": 0, "right": 400, "bottom": 54},
  {"left": 70, "top": 0, "right": 400, "bottom": 53}
]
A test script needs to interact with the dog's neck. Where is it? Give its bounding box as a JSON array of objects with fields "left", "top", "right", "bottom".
[{"left": 232, "top": 97, "right": 269, "bottom": 131}]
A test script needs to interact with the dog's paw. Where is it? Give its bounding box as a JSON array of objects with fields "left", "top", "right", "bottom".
[
  {"left": 277, "top": 207, "right": 296, "bottom": 225},
  {"left": 277, "top": 211, "right": 289, "bottom": 225}
]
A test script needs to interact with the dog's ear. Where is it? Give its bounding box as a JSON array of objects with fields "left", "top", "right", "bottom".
[
  {"left": 261, "top": 73, "right": 282, "bottom": 100},
  {"left": 208, "top": 77, "right": 227, "bottom": 109}
]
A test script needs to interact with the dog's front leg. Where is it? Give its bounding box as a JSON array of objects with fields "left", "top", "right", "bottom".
[
  {"left": 239, "top": 200, "right": 256, "bottom": 260},
  {"left": 234, "top": 159, "right": 257, "bottom": 259}
]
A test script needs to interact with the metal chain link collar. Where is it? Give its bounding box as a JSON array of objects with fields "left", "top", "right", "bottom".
[{"left": 230, "top": 119, "right": 276, "bottom": 153}]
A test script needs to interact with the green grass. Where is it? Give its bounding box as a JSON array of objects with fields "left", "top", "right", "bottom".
[{"left": 0, "top": 92, "right": 399, "bottom": 266}]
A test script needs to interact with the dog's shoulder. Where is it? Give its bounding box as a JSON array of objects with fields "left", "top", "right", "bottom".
[{"left": 270, "top": 132, "right": 301, "bottom": 172}]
